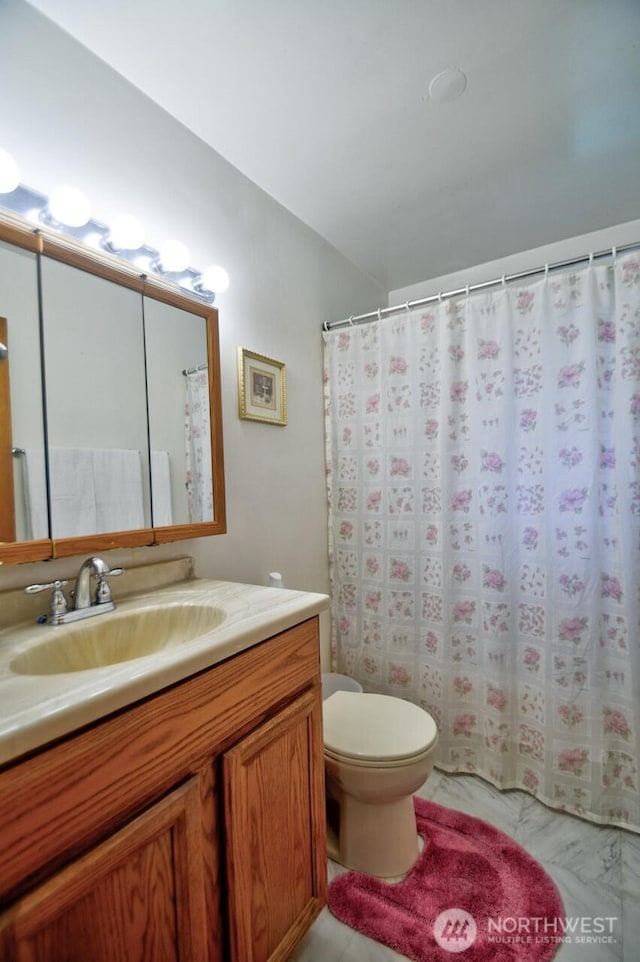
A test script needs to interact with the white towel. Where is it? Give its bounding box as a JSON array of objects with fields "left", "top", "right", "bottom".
[
  {"left": 92, "top": 448, "right": 145, "bottom": 533},
  {"left": 48, "top": 448, "right": 97, "bottom": 537},
  {"left": 22, "top": 448, "right": 48, "bottom": 540},
  {"left": 150, "top": 450, "right": 173, "bottom": 526},
  {"left": 22, "top": 447, "right": 158, "bottom": 538}
]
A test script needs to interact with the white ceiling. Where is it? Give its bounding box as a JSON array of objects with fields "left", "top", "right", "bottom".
[{"left": 24, "top": 0, "right": 640, "bottom": 291}]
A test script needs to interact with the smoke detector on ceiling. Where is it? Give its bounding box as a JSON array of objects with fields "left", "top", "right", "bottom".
[{"left": 427, "top": 67, "right": 467, "bottom": 103}]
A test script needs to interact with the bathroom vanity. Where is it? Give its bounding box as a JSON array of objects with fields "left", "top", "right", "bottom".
[{"left": 0, "top": 571, "right": 328, "bottom": 962}]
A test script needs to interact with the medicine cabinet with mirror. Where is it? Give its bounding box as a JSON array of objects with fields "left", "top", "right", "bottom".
[{"left": 0, "top": 218, "right": 226, "bottom": 566}]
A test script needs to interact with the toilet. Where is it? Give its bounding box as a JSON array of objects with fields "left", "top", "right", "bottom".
[{"left": 321, "top": 675, "right": 438, "bottom": 878}]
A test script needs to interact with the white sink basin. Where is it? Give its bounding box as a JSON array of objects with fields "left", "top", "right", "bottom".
[{"left": 10, "top": 604, "right": 225, "bottom": 675}]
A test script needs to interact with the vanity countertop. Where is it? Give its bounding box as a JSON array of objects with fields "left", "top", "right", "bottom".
[{"left": 0, "top": 578, "right": 329, "bottom": 767}]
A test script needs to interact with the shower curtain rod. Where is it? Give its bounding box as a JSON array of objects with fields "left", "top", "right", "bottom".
[
  {"left": 322, "top": 240, "right": 640, "bottom": 332},
  {"left": 181, "top": 362, "right": 208, "bottom": 375}
]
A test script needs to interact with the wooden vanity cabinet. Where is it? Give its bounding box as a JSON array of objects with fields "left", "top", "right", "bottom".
[{"left": 0, "top": 617, "right": 327, "bottom": 962}]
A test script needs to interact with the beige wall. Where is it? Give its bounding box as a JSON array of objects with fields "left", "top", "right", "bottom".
[
  {"left": 389, "top": 219, "right": 640, "bottom": 306},
  {"left": 0, "top": 0, "right": 384, "bottom": 613}
]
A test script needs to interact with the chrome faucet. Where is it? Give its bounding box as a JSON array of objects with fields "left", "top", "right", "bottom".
[
  {"left": 25, "top": 557, "right": 124, "bottom": 625},
  {"left": 73, "top": 556, "right": 121, "bottom": 610}
]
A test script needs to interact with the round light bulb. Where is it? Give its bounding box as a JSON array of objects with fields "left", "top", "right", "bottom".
[
  {"left": 48, "top": 185, "right": 91, "bottom": 227},
  {"left": 0, "top": 149, "right": 20, "bottom": 193},
  {"left": 159, "top": 239, "right": 190, "bottom": 273},
  {"left": 200, "top": 264, "right": 230, "bottom": 294},
  {"left": 109, "top": 213, "right": 145, "bottom": 251}
]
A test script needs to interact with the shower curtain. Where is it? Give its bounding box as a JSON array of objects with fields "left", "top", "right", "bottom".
[
  {"left": 323, "top": 255, "right": 640, "bottom": 831},
  {"left": 185, "top": 368, "right": 213, "bottom": 523}
]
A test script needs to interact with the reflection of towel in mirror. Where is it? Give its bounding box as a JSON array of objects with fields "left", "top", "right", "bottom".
[
  {"left": 49, "top": 448, "right": 97, "bottom": 537},
  {"left": 22, "top": 448, "right": 48, "bottom": 540},
  {"left": 92, "top": 448, "right": 145, "bottom": 533},
  {"left": 150, "top": 450, "right": 173, "bottom": 527},
  {"left": 22, "top": 448, "right": 146, "bottom": 539}
]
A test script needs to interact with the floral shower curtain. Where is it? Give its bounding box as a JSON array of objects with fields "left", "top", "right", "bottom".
[
  {"left": 185, "top": 368, "right": 213, "bottom": 523},
  {"left": 323, "top": 256, "right": 640, "bottom": 831}
]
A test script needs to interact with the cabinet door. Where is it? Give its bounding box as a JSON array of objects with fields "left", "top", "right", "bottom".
[
  {"left": 0, "top": 777, "right": 208, "bottom": 962},
  {"left": 223, "top": 687, "right": 327, "bottom": 962}
]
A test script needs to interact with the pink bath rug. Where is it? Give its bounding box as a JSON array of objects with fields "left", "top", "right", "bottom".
[{"left": 328, "top": 795, "right": 565, "bottom": 962}]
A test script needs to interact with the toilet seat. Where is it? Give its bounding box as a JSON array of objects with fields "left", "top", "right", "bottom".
[
  {"left": 323, "top": 691, "right": 438, "bottom": 763},
  {"left": 324, "top": 744, "right": 435, "bottom": 770}
]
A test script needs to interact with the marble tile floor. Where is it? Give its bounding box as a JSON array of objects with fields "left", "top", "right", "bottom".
[{"left": 290, "top": 770, "right": 640, "bottom": 962}]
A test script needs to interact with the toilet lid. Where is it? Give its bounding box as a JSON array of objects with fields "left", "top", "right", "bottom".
[{"left": 323, "top": 691, "right": 438, "bottom": 761}]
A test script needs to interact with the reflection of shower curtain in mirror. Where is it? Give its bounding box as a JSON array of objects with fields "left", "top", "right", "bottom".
[{"left": 185, "top": 369, "right": 213, "bottom": 522}]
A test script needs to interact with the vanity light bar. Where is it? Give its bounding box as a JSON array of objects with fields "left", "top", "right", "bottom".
[{"left": 0, "top": 157, "right": 228, "bottom": 303}]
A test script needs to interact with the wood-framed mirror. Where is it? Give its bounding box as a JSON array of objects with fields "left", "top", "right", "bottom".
[{"left": 0, "top": 217, "right": 226, "bottom": 565}]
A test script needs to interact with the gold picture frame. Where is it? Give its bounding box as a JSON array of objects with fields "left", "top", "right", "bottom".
[{"left": 237, "top": 347, "right": 287, "bottom": 425}]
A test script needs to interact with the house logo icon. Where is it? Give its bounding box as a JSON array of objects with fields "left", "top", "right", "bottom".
[{"left": 433, "top": 908, "right": 477, "bottom": 952}]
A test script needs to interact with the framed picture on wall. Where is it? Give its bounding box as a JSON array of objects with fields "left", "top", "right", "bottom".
[{"left": 237, "top": 347, "right": 287, "bottom": 425}]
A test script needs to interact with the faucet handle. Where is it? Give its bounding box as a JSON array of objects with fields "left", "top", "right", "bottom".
[
  {"left": 24, "top": 580, "right": 69, "bottom": 619},
  {"left": 24, "top": 579, "right": 68, "bottom": 594},
  {"left": 95, "top": 566, "right": 124, "bottom": 604}
]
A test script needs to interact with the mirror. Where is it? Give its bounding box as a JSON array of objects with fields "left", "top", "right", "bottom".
[
  {"left": 40, "top": 255, "right": 151, "bottom": 539},
  {"left": 144, "top": 296, "right": 212, "bottom": 527},
  {"left": 0, "top": 228, "right": 49, "bottom": 562},
  {"left": 0, "top": 220, "right": 226, "bottom": 565}
]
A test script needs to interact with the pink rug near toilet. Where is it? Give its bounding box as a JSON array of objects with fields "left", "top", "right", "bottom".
[{"left": 328, "top": 796, "right": 565, "bottom": 962}]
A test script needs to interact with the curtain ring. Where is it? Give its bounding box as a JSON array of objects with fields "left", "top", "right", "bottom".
[
  {"left": 405, "top": 301, "right": 411, "bottom": 311},
  {"left": 501, "top": 275, "right": 506, "bottom": 287},
  {"left": 348, "top": 315, "right": 355, "bottom": 326},
  {"left": 377, "top": 308, "right": 382, "bottom": 321},
  {"left": 544, "top": 263, "right": 549, "bottom": 277},
  {"left": 438, "top": 291, "right": 443, "bottom": 303},
  {"left": 612, "top": 246, "right": 617, "bottom": 259},
  {"left": 465, "top": 284, "right": 470, "bottom": 296}
]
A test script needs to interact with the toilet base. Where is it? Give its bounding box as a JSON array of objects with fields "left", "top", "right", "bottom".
[{"left": 327, "top": 787, "right": 420, "bottom": 878}]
